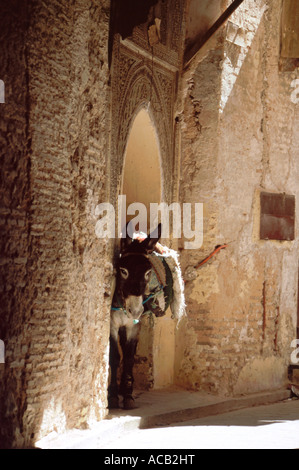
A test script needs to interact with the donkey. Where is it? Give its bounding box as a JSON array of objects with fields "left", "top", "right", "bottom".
[{"left": 108, "top": 223, "right": 163, "bottom": 410}]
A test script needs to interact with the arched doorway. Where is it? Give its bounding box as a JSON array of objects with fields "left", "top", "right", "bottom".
[{"left": 120, "top": 108, "right": 175, "bottom": 390}]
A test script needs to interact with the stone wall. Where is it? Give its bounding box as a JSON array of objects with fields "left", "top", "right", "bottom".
[
  {"left": 0, "top": 0, "right": 33, "bottom": 448},
  {"left": 176, "top": 0, "right": 299, "bottom": 395},
  {"left": 0, "top": 0, "right": 112, "bottom": 448}
]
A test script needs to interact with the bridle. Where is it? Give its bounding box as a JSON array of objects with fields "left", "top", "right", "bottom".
[{"left": 111, "top": 251, "right": 162, "bottom": 323}]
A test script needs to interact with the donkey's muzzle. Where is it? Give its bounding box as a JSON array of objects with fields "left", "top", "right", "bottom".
[{"left": 125, "top": 295, "right": 144, "bottom": 320}]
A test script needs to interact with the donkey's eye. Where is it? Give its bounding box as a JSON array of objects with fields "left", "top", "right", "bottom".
[
  {"left": 144, "top": 269, "right": 152, "bottom": 281},
  {"left": 120, "top": 267, "right": 129, "bottom": 279}
]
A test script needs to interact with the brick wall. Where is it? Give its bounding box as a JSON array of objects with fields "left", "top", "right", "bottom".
[
  {"left": 0, "top": 0, "right": 112, "bottom": 448},
  {"left": 0, "top": 0, "right": 33, "bottom": 448}
]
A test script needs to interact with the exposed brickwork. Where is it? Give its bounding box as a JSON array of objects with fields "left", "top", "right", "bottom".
[
  {"left": 0, "top": 0, "right": 112, "bottom": 448},
  {"left": 177, "top": 0, "right": 299, "bottom": 396},
  {"left": 0, "top": 0, "right": 33, "bottom": 448}
]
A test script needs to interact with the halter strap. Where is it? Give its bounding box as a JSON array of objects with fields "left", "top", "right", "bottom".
[{"left": 120, "top": 252, "right": 149, "bottom": 259}]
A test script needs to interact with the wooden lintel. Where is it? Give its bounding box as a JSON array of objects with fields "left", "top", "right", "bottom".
[{"left": 184, "top": 0, "right": 246, "bottom": 69}]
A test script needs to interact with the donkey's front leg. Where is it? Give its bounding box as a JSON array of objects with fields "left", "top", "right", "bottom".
[
  {"left": 119, "top": 325, "right": 139, "bottom": 410},
  {"left": 108, "top": 331, "right": 120, "bottom": 409}
]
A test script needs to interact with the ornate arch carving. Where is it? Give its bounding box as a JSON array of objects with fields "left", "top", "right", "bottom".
[
  {"left": 110, "top": 39, "right": 178, "bottom": 206},
  {"left": 118, "top": 65, "right": 172, "bottom": 182}
]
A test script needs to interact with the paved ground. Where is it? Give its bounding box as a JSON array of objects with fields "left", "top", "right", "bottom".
[
  {"left": 102, "top": 398, "right": 299, "bottom": 450},
  {"left": 36, "top": 388, "right": 299, "bottom": 450}
]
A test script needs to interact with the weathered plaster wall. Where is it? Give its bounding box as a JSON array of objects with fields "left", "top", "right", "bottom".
[
  {"left": 177, "top": 0, "right": 299, "bottom": 395},
  {"left": 0, "top": 0, "right": 112, "bottom": 448}
]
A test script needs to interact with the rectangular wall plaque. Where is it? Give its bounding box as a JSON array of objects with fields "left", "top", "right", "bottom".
[{"left": 260, "top": 192, "right": 295, "bottom": 241}]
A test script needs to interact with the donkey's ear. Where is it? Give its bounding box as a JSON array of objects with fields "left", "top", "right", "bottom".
[
  {"left": 141, "top": 223, "right": 162, "bottom": 253},
  {"left": 120, "top": 221, "right": 134, "bottom": 252}
]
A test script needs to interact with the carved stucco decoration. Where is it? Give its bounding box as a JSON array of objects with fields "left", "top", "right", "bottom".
[
  {"left": 110, "top": 0, "right": 185, "bottom": 207},
  {"left": 130, "top": 0, "right": 183, "bottom": 65},
  {"left": 111, "top": 41, "right": 177, "bottom": 205}
]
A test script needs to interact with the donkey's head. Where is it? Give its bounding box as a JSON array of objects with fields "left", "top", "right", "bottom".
[{"left": 117, "top": 223, "right": 162, "bottom": 321}]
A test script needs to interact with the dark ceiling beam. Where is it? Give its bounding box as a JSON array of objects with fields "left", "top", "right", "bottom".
[
  {"left": 109, "top": 0, "right": 158, "bottom": 67},
  {"left": 184, "top": 0, "right": 246, "bottom": 69}
]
